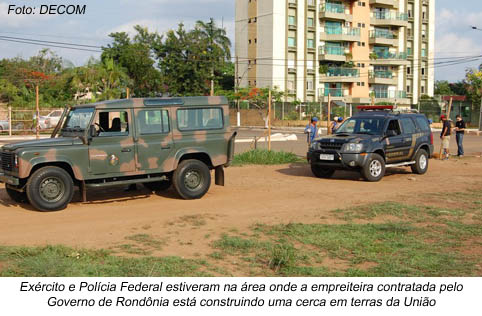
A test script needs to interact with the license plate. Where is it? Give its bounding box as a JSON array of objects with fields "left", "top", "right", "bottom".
[{"left": 320, "top": 154, "right": 334, "bottom": 161}]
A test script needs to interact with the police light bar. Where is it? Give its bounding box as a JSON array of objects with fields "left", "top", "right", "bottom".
[{"left": 357, "top": 105, "right": 394, "bottom": 111}]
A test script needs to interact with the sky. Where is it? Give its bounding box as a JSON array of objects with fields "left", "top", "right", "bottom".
[{"left": 0, "top": 0, "right": 481, "bottom": 82}]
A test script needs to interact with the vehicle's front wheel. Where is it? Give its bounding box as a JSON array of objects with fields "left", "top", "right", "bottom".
[
  {"left": 362, "top": 153, "right": 385, "bottom": 182},
  {"left": 310, "top": 164, "right": 335, "bottom": 178},
  {"left": 6, "top": 186, "right": 29, "bottom": 204},
  {"left": 26, "top": 166, "right": 74, "bottom": 212},
  {"left": 144, "top": 179, "right": 172, "bottom": 192},
  {"left": 173, "top": 159, "right": 211, "bottom": 200},
  {"left": 411, "top": 149, "right": 429, "bottom": 175}
]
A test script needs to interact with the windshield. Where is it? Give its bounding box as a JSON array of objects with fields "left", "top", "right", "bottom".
[
  {"left": 335, "top": 117, "right": 385, "bottom": 135},
  {"left": 62, "top": 108, "right": 94, "bottom": 133}
]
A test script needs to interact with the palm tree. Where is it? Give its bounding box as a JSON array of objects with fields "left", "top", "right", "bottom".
[{"left": 194, "top": 18, "right": 231, "bottom": 96}]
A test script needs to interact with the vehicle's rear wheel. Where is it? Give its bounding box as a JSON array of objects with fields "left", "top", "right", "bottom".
[
  {"left": 26, "top": 166, "right": 74, "bottom": 212},
  {"left": 173, "top": 159, "right": 211, "bottom": 200},
  {"left": 411, "top": 149, "right": 429, "bottom": 175},
  {"left": 6, "top": 186, "right": 29, "bottom": 204},
  {"left": 310, "top": 164, "right": 335, "bottom": 178},
  {"left": 362, "top": 153, "right": 385, "bottom": 182},
  {"left": 144, "top": 179, "right": 172, "bottom": 192}
]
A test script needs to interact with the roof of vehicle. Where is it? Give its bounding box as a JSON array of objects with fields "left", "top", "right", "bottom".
[
  {"left": 353, "top": 110, "right": 427, "bottom": 119},
  {"left": 73, "top": 96, "right": 228, "bottom": 109}
]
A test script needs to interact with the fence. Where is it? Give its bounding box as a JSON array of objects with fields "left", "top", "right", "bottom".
[
  {"left": 230, "top": 100, "right": 481, "bottom": 129},
  {"left": 0, "top": 108, "right": 63, "bottom": 135}
]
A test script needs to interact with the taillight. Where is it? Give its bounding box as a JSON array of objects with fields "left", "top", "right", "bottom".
[{"left": 430, "top": 132, "right": 434, "bottom": 145}]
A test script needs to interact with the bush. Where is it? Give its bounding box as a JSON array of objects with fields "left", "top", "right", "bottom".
[{"left": 232, "top": 150, "right": 303, "bottom": 166}]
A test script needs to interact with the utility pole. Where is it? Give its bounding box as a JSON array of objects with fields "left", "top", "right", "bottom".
[
  {"left": 235, "top": 56, "right": 240, "bottom": 127},
  {"left": 327, "top": 93, "right": 331, "bottom": 135},
  {"left": 268, "top": 89, "right": 272, "bottom": 151},
  {"left": 36, "top": 84, "right": 40, "bottom": 139}
]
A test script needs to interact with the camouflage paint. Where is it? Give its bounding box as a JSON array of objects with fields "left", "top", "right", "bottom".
[{"left": 1, "top": 96, "right": 235, "bottom": 185}]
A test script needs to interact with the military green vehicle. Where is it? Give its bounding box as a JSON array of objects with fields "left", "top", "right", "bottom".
[{"left": 0, "top": 97, "right": 236, "bottom": 211}]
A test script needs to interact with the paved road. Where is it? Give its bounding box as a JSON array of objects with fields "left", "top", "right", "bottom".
[{"left": 234, "top": 128, "right": 482, "bottom": 157}]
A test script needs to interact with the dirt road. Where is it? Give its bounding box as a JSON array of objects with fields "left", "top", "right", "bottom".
[{"left": 1, "top": 157, "right": 481, "bottom": 258}]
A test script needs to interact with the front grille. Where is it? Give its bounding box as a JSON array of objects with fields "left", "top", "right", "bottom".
[
  {"left": 1, "top": 152, "right": 14, "bottom": 171},
  {"left": 319, "top": 142, "right": 343, "bottom": 151}
]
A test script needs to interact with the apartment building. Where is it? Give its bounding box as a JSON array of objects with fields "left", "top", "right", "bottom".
[{"left": 235, "top": 0, "right": 435, "bottom": 106}]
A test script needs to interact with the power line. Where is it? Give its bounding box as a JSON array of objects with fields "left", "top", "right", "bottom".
[{"left": 0, "top": 38, "right": 101, "bottom": 53}]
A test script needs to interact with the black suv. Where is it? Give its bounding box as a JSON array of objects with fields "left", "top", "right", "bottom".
[{"left": 307, "top": 106, "right": 434, "bottom": 182}]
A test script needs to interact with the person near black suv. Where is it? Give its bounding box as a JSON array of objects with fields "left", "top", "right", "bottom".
[{"left": 307, "top": 106, "right": 434, "bottom": 182}]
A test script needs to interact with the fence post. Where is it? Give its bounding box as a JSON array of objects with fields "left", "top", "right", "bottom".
[{"left": 8, "top": 106, "right": 12, "bottom": 136}]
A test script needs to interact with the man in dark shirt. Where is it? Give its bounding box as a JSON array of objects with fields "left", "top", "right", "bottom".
[
  {"left": 440, "top": 115, "right": 451, "bottom": 160},
  {"left": 454, "top": 115, "right": 466, "bottom": 157}
]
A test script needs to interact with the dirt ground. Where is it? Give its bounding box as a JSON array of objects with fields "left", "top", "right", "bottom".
[{"left": 0, "top": 156, "right": 481, "bottom": 259}]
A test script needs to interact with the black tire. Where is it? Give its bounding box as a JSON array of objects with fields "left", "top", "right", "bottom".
[
  {"left": 310, "top": 164, "right": 335, "bottom": 178},
  {"left": 172, "top": 159, "right": 211, "bottom": 200},
  {"left": 26, "top": 166, "right": 74, "bottom": 212},
  {"left": 144, "top": 179, "right": 172, "bottom": 192},
  {"left": 411, "top": 149, "right": 429, "bottom": 175},
  {"left": 362, "top": 153, "right": 385, "bottom": 182},
  {"left": 6, "top": 186, "right": 29, "bottom": 204}
]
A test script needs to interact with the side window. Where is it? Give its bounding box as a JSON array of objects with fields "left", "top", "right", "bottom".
[
  {"left": 387, "top": 120, "right": 402, "bottom": 136},
  {"left": 177, "top": 108, "right": 223, "bottom": 131},
  {"left": 415, "top": 116, "right": 430, "bottom": 132},
  {"left": 138, "top": 109, "right": 170, "bottom": 134},
  {"left": 401, "top": 117, "right": 417, "bottom": 134},
  {"left": 94, "top": 111, "right": 129, "bottom": 137}
]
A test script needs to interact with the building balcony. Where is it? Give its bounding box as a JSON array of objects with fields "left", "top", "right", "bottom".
[
  {"left": 320, "top": 67, "right": 359, "bottom": 83},
  {"left": 369, "top": 30, "right": 399, "bottom": 46},
  {"left": 318, "top": 46, "right": 347, "bottom": 62},
  {"left": 369, "top": 71, "right": 398, "bottom": 85},
  {"left": 319, "top": 3, "right": 353, "bottom": 22},
  {"left": 318, "top": 88, "right": 351, "bottom": 102},
  {"left": 371, "top": 12, "right": 408, "bottom": 28},
  {"left": 370, "top": 51, "right": 410, "bottom": 66},
  {"left": 372, "top": 90, "right": 410, "bottom": 105},
  {"left": 369, "top": 0, "right": 399, "bottom": 9},
  {"left": 320, "top": 27, "right": 360, "bottom": 42}
]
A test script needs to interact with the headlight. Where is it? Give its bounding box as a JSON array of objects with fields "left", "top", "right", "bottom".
[{"left": 343, "top": 143, "right": 363, "bottom": 153}]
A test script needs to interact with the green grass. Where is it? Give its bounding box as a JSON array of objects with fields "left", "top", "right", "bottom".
[
  {"left": 0, "top": 245, "right": 209, "bottom": 277},
  {"left": 232, "top": 149, "right": 303, "bottom": 166},
  {"left": 1, "top": 190, "right": 480, "bottom": 277}
]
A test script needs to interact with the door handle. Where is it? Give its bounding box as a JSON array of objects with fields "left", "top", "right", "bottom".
[{"left": 121, "top": 148, "right": 132, "bottom": 153}]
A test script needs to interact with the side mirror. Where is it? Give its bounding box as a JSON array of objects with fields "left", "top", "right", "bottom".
[{"left": 89, "top": 125, "right": 96, "bottom": 138}]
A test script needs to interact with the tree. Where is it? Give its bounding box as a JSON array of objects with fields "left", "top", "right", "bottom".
[
  {"left": 102, "top": 26, "right": 162, "bottom": 97},
  {"left": 155, "top": 23, "right": 213, "bottom": 96},
  {"left": 194, "top": 18, "right": 232, "bottom": 95},
  {"left": 434, "top": 80, "right": 454, "bottom": 96},
  {"left": 465, "top": 65, "right": 482, "bottom": 104}
]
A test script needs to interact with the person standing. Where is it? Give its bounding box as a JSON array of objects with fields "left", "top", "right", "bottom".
[
  {"left": 440, "top": 115, "right": 451, "bottom": 160},
  {"left": 454, "top": 115, "right": 466, "bottom": 157},
  {"left": 304, "top": 117, "right": 319, "bottom": 144}
]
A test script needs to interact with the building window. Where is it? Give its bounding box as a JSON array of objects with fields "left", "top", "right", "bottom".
[
  {"left": 307, "top": 39, "right": 314, "bottom": 48},
  {"left": 288, "top": 15, "right": 296, "bottom": 26},
  {"left": 288, "top": 37, "right": 296, "bottom": 47},
  {"left": 307, "top": 17, "right": 314, "bottom": 27}
]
